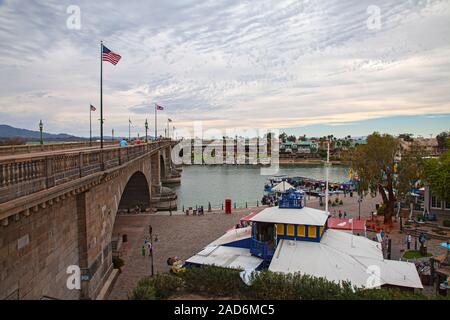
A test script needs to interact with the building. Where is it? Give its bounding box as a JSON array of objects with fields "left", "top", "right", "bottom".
[
  {"left": 424, "top": 185, "right": 450, "bottom": 216},
  {"left": 187, "top": 190, "right": 422, "bottom": 291}
]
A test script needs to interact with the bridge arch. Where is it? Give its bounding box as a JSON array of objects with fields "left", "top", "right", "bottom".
[{"left": 117, "top": 170, "right": 151, "bottom": 212}]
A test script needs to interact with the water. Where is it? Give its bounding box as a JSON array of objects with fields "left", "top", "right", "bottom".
[{"left": 172, "top": 165, "right": 349, "bottom": 209}]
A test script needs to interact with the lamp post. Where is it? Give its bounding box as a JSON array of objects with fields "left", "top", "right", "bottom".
[
  {"left": 145, "top": 119, "right": 148, "bottom": 143},
  {"left": 149, "top": 225, "right": 154, "bottom": 276},
  {"left": 39, "top": 120, "right": 43, "bottom": 145},
  {"left": 112, "top": 128, "right": 114, "bottom": 142},
  {"left": 358, "top": 196, "right": 362, "bottom": 220}
]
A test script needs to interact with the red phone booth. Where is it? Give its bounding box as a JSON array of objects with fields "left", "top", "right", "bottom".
[{"left": 225, "top": 198, "right": 232, "bottom": 214}]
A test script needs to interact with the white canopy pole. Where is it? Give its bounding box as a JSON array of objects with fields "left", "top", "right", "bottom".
[{"left": 325, "top": 141, "right": 330, "bottom": 215}]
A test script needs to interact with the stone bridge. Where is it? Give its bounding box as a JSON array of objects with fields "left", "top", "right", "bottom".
[{"left": 0, "top": 140, "right": 181, "bottom": 300}]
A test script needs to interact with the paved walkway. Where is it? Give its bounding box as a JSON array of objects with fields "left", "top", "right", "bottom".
[{"left": 108, "top": 208, "right": 259, "bottom": 300}]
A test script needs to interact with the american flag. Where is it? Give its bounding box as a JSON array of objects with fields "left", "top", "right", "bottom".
[
  {"left": 102, "top": 45, "right": 121, "bottom": 65},
  {"left": 168, "top": 118, "right": 172, "bottom": 122},
  {"left": 156, "top": 104, "right": 164, "bottom": 110},
  {"left": 90, "top": 104, "right": 96, "bottom": 111}
]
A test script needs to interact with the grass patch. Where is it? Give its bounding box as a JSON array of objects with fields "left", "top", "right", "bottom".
[{"left": 403, "top": 250, "right": 433, "bottom": 260}]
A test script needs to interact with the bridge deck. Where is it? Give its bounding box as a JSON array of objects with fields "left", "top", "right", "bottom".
[{"left": 0, "top": 140, "right": 173, "bottom": 205}]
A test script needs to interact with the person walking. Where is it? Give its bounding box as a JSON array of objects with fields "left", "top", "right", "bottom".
[{"left": 406, "top": 234, "right": 412, "bottom": 250}]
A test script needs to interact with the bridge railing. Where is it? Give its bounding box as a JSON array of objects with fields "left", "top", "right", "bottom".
[
  {"left": 0, "top": 141, "right": 170, "bottom": 204},
  {"left": 0, "top": 141, "right": 116, "bottom": 157}
]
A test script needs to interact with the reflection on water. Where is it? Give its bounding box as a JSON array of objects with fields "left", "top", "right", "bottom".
[{"left": 172, "top": 165, "right": 349, "bottom": 209}]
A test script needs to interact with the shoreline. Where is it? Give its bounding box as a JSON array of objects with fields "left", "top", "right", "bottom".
[{"left": 181, "top": 159, "right": 348, "bottom": 166}]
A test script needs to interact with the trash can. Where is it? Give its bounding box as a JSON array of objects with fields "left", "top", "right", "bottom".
[{"left": 225, "top": 198, "right": 232, "bottom": 214}]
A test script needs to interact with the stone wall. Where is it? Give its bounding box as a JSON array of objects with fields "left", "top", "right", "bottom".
[{"left": 0, "top": 197, "right": 80, "bottom": 300}]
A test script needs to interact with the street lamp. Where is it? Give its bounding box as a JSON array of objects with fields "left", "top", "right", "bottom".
[
  {"left": 145, "top": 119, "right": 149, "bottom": 143},
  {"left": 39, "top": 120, "right": 43, "bottom": 145},
  {"left": 358, "top": 196, "right": 362, "bottom": 220}
]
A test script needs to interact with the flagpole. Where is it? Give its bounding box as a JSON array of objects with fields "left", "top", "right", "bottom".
[
  {"left": 100, "top": 40, "right": 104, "bottom": 149},
  {"left": 90, "top": 106, "right": 92, "bottom": 145},
  {"left": 167, "top": 120, "right": 169, "bottom": 139},
  {"left": 128, "top": 117, "right": 131, "bottom": 141},
  {"left": 154, "top": 103, "right": 157, "bottom": 139}
]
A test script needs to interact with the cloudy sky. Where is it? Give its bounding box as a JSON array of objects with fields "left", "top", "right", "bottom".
[{"left": 0, "top": 0, "right": 449, "bottom": 138}]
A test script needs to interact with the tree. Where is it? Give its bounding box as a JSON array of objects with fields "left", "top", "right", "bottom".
[
  {"left": 350, "top": 133, "right": 399, "bottom": 224},
  {"left": 396, "top": 142, "right": 427, "bottom": 205},
  {"left": 422, "top": 150, "right": 450, "bottom": 203},
  {"left": 279, "top": 132, "right": 287, "bottom": 143},
  {"left": 286, "top": 135, "right": 297, "bottom": 142},
  {"left": 398, "top": 133, "right": 414, "bottom": 142},
  {"left": 436, "top": 131, "right": 449, "bottom": 152}
]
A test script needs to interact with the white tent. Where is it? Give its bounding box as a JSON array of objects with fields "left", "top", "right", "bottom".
[
  {"left": 269, "top": 229, "right": 422, "bottom": 289},
  {"left": 271, "top": 181, "right": 295, "bottom": 193},
  {"left": 250, "top": 205, "right": 329, "bottom": 226},
  {"left": 186, "top": 246, "right": 263, "bottom": 270}
]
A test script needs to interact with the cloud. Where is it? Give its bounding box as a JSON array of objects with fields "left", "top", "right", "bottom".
[{"left": 0, "top": 0, "right": 449, "bottom": 137}]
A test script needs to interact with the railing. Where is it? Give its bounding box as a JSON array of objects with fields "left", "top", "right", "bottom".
[
  {"left": 0, "top": 141, "right": 116, "bottom": 157},
  {"left": 0, "top": 141, "right": 171, "bottom": 204}
]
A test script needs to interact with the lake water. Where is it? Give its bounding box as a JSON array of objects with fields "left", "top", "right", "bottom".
[{"left": 172, "top": 165, "right": 349, "bottom": 209}]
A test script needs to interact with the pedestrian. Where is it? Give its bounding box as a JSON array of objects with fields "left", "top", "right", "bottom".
[
  {"left": 119, "top": 138, "right": 128, "bottom": 147},
  {"left": 343, "top": 211, "right": 347, "bottom": 219},
  {"left": 406, "top": 234, "right": 412, "bottom": 250},
  {"left": 338, "top": 210, "right": 342, "bottom": 219},
  {"left": 380, "top": 228, "right": 385, "bottom": 239},
  {"left": 141, "top": 245, "right": 146, "bottom": 257}
]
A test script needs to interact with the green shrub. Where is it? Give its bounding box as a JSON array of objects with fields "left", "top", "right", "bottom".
[
  {"left": 129, "top": 274, "right": 184, "bottom": 300},
  {"left": 339, "top": 200, "right": 343, "bottom": 205},
  {"left": 112, "top": 256, "right": 124, "bottom": 270},
  {"left": 131, "top": 266, "right": 448, "bottom": 300},
  {"left": 443, "top": 220, "right": 450, "bottom": 228},
  {"left": 180, "top": 266, "right": 247, "bottom": 297},
  {"left": 130, "top": 277, "right": 158, "bottom": 300}
]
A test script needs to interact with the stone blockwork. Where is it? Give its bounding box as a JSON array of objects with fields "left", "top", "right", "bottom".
[
  {"left": 0, "top": 141, "right": 180, "bottom": 300},
  {"left": 0, "top": 197, "right": 80, "bottom": 299}
]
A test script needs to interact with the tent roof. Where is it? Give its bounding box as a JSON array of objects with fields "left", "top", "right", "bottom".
[
  {"left": 268, "top": 229, "right": 422, "bottom": 289},
  {"left": 271, "top": 181, "right": 295, "bottom": 193},
  {"left": 328, "top": 218, "right": 366, "bottom": 231},
  {"left": 186, "top": 245, "right": 263, "bottom": 270},
  {"left": 208, "top": 226, "right": 252, "bottom": 247},
  {"left": 250, "top": 206, "right": 329, "bottom": 226}
]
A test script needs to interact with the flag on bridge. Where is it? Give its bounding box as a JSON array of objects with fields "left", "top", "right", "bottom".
[
  {"left": 90, "top": 104, "right": 96, "bottom": 111},
  {"left": 102, "top": 45, "right": 122, "bottom": 65},
  {"left": 168, "top": 118, "right": 172, "bottom": 122},
  {"left": 156, "top": 104, "right": 164, "bottom": 110}
]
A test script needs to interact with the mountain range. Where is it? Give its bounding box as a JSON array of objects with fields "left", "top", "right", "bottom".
[{"left": 0, "top": 124, "right": 83, "bottom": 141}]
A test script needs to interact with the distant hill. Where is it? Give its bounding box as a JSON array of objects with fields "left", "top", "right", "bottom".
[{"left": 0, "top": 124, "right": 84, "bottom": 142}]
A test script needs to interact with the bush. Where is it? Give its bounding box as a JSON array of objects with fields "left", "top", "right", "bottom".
[
  {"left": 130, "top": 278, "right": 158, "bottom": 300},
  {"left": 129, "top": 274, "right": 184, "bottom": 300},
  {"left": 443, "top": 220, "right": 450, "bottom": 228},
  {"left": 112, "top": 256, "right": 124, "bottom": 270},
  {"left": 131, "top": 266, "right": 448, "bottom": 300},
  {"left": 180, "top": 265, "right": 247, "bottom": 297},
  {"left": 339, "top": 200, "right": 343, "bottom": 205}
]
